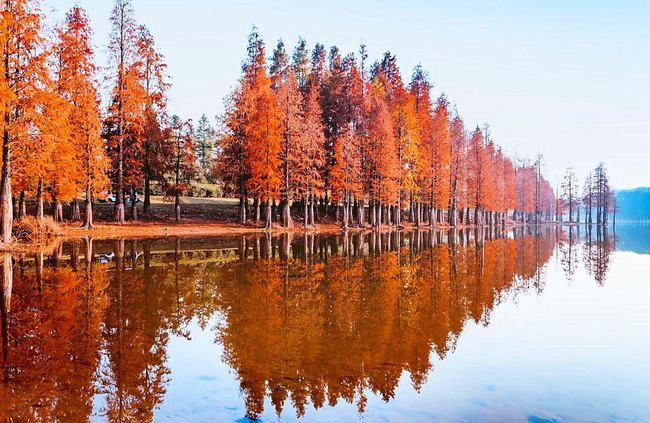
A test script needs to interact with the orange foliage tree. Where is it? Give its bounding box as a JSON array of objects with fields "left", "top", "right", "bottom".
[
  {"left": 243, "top": 31, "right": 282, "bottom": 230},
  {"left": 0, "top": 0, "right": 47, "bottom": 240},
  {"left": 54, "top": 6, "right": 108, "bottom": 227},
  {"left": 136, "top": 25, "right": 170, "bottom": 216},
  {"left": 104, "top": 0, "right": 146, "bottom": 224},
  {"left": 295, "top": 75, "right": 325, "bottom": 227}
]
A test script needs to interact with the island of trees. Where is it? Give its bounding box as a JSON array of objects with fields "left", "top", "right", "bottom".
[{"left": 0, "top": 0, "right": 614, "bottom": 244}]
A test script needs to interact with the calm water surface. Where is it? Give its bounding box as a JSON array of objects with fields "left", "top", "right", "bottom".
[{"left": 0, "top": 225, "right": 649, "bottom": 422}]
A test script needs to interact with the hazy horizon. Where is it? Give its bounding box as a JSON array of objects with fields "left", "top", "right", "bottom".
[{"left": 44, "top": 0, "right": 650, "bottom": 190}]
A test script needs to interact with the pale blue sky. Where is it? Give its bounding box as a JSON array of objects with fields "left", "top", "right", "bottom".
[{"left": 44, "top": 0, "right": 650, "bottom": 189}]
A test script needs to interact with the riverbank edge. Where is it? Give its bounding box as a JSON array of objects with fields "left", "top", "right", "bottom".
[{"left": 0, "top": 219, "right": 590, "bottom": 252}]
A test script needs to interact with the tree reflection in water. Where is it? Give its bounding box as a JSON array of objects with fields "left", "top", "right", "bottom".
[{"left": 0, "top": 227, "right": 615, "bottom": 421}]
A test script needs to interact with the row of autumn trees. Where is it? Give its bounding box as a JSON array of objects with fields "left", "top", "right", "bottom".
[
  {"left": 1, "top": 0, "right": 612, "bottom": 242},
  {"left": 1, "top": 0, "right": 205, "bottom": 243},
  {"left": 215, "top": 29, "right": 558, "bottom": 230}
]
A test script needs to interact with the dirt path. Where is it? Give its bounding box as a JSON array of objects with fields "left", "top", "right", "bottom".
[{"left": 60, "top": 221, "right": 349, "bottom": 240}]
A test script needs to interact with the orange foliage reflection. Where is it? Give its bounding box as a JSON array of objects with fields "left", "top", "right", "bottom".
[
  {"left": 214, "top": 228, "right": 557, "bottom": 419},
  {"left": 0, "top": 227, "right": 611, "bottom": 421}
]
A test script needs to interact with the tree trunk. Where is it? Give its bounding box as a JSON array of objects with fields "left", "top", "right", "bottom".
[
  {"left": 239, "top": 197, "right": 247, "bottom": 224},
  {"left": 143, "top": 174, "right": 151, "bottom": 215},
  {"left": 357, "top": 199, "right": 364, "bottom": 227},
  {"left": 376, "top": 202, "right": 382, "bottom": 229},
  {"left": 54, "top": 200, "right": 64, "bottom": 223},
  {"left": 115, "top": 158, "right": 125, "bottom": 224},
  {"left": 281, "top": 200, "right": 293, "bottom": 228},
  {"left": 303, "top": 199, "right": 309, "bottom": 228},
  {"left": 84, "top": 192, "right": 93, "bottom": 229},
  {"left": 0, "top": 126, "right": 12, "bottom": 243},
  {"left": 36, "top": 179, "right": 44, "bottom": 222},
  {"left": 71, "top": 199, "right": 81, "bottom": 221},
  {"left": 449, "top": 203, "right": 457, "bottom": 227},
  {"left": 175, "top": 193, "right": 181, "bottom": 223},
  {"left": 264, "top": 200, "right": 272, "bottom": 230},
  {"left": 308, "top": 195, "right": 315, "bottom": 226},
  {"left": 341, "top": 196, "right": 349, "bottom": 230},
  {"left": 272, "top": 202, "right": 278, "bottom": 222},
  {"left": 17, "top": 190, "right": 25, "bottom": 220},
  {"left": 395, "top": 199, "right": 402, "bottom": 227}
]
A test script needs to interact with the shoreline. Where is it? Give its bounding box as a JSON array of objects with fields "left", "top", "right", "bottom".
[{"left": 0, "top": 219, "right": 604, "bottom": 252}]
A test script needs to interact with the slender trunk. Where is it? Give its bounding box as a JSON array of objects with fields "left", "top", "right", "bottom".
[
  {"left": 377, "top": 202, "right": 382, "bottom": 229},
  {"left": 1, "top": 125, "right": 12, "bottom": 243},
  {"left": 143, "top": 173, "right": 151, "bottom": 215},
  {"left": 54, "top": 200, "right": 63, "bottom": 223},
  {"left": 17, "top": 190, "right": 25, "bottom": 220},
  {"left": 341, "top": 194, "right": 349, "bottom": 230},
  {"left": 83, "top": 132, "right": 94, "bottom": 229},
  {"left": 449, "top": 203, "right": 457, "bottom": 227},
  {"left": 115, "top": 137, "right": 125, "bottom": 224},
  {"left": 303, "top": 199, "right": 309, "bottom": 228},
  {"left": 308, "top": 194, "right": 315, "bottom": 226},
  {"left": 239, "top": 197, "right": 247, "bottom": 224},
  {"left": 175, "top": 191, "right": 181, "bottom": 223},
  {"left": 174, "top": 138, "right": 182, "bottom": 223},
  {"left": 395, "top": 194, "right": 402, "bottom": 227},
  {"left": 130, "top": 189, "right": 138, "bottom": 221},
  {"left": 357, "top": 199, "right": 364, "bottom": 227},
  {"left": 36, "top": 179, "right": 44, "bottom": 222},
  {"left": 84, "top": 183, "right": 94, "bottom": 229},
  {"left": 264, "top": 200, "right": 272, "bottom": 230},
  {"left": 71, "top": 199, "right": 81, "bottom": 221},
  {"left": 281, "top": 200, "right": 293, "bottom": 228},
  {"left": 272, "top": 202, "right": 278, "bottom": 222}
]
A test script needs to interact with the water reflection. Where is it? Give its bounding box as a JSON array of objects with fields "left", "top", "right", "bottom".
[{"left": 0, "top": 226, "right": 618, "bottom": 420}]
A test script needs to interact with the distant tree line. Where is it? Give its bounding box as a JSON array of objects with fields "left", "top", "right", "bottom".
[{"left": 558, "top": 162, "right": 614, "bottom": 226}]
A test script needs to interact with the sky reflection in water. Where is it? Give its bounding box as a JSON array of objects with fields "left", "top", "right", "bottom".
[{"left": 0, "top": 225, "right": 649, "bottom": 422}]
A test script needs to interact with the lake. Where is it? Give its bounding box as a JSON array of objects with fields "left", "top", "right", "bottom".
[{"left": 0, "top": 225, "right": 648, "bottom": 422}]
